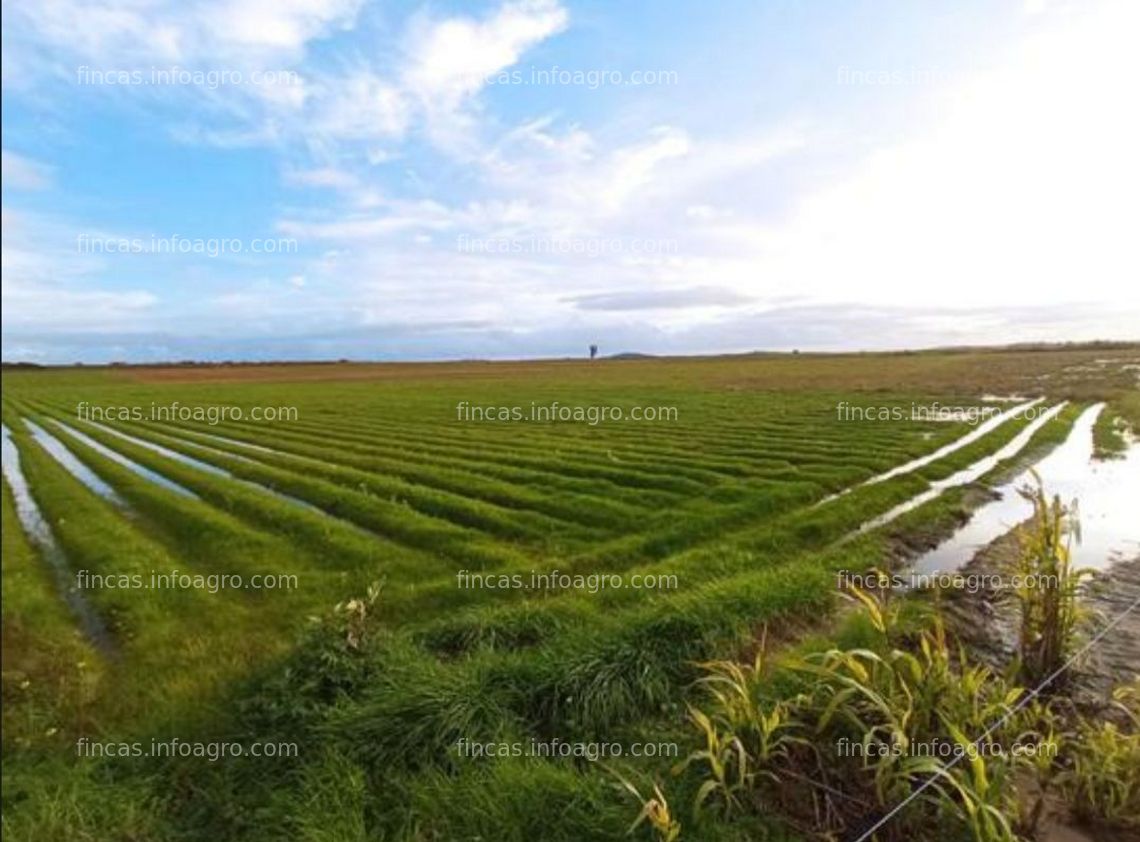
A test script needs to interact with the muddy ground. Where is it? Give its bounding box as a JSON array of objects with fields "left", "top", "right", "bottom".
[
  {"left": 919, "top": 527, "right": 1138, "bottom": 842},
  {"left": 938, "top": 523, "right": 1140, "bottom": 706}
]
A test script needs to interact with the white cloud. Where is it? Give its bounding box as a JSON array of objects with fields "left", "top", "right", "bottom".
[
  {"left": 401, "top": 0, "right": 568, "bottom": 105},
  {"left": 0, "top": 206, "right": 158, "bottom": 331},
  {"left": 285, "top": 166, "right": 360, "bottom": 189},
  {"left": 4, "top": 0, "right": 364, "bottom": 68},
  {"left": 303, "top": 70, "right": 411, "bottom": 144},
  {"left": 277, "top": 198, "right": 457, "bottom": 239},
  {"left": 1, "top": 150, "right": 54, "bottom": 189},
  {"left": 3, "top": 0, "right": 571, "bottom": 165},
  {"left": 737, "top": 0, "right": 1140, "bottom": 309},
  {"left": 4, "top": 0, "right": 1135, "bottom": 358},
  {"left": 2, "top": 280, "right": 156, "bottom": 330},
  {"left": 204, "top": 0, "right": 365, "bottom": 50},
  {"left": 2, "top": 0, "right": 365, "bottom": 151},
  {"left": 591, "top": 127, "right": 690, "bottom": 214}
]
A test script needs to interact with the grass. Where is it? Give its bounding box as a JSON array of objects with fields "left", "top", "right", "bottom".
[
  {"left": 1, "top": 345, "right": 1137, "bottom": 840},
  {"left": 1007, "top": 473, "right": 1091, "bottom": 686},
  {"left": 1, "top": 478, "right": 101, "bottom": 753},
  {"left": 669, "top": 581, "right": 1132, "bottom": 841},
  {"left": 1093, "top": 389, "right": 1140, "bottom": 458}
]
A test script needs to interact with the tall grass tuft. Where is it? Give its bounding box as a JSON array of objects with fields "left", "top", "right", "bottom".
[
  {"left": 1007, "top": 471, "right": 1091, "bottom": 687},
  {"left": 1058, "top": 679, "right": 1140, "bottom": 829}
]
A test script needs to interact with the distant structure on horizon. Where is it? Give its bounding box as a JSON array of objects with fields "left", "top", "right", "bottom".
[{"left": 589, "top": 344, "right": 598, "bottom": 360}]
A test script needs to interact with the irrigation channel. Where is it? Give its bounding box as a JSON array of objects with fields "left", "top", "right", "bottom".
[
  {"left": 817, "top": 398, "right": 1045, "bottom": 507},
  {"left": 912, "top": 403, "right": 1140, "bottom": 576},
  {"left": 6, "top": 400, "right": 1135, "bottom": 663},
  {"left": 900, "top": 403, "right": 1140, "bottom": 701},
  {"left": 25, "top": 420, "right": 126, "bottom": 507},
  {"left": 54, "top": 418, "right": 332, "bottom": 517},
  {"left": 857, "top": 401, "right": 1067, "bottom": 533},
  {"left": 1, "top": 424, "right": 116, "bottom": 652}
]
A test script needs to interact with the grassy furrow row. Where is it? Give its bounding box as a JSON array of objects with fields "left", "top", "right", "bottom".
[
  {"left": 36, "top": 412, "right": 536, "bottom": 574},
  {"left": 80, "top": 416, "right": 603, "bottom": 549},
  {"left": 7, "top": 427, "right": 276, "bottom": 724},
  {"left": 300, "top": 405, "right": 1089, "bottom": 791},
  {"left": 206, "top": 416, "right": 714, "bottom": 496},
  {"left": 26, "top": 393, "right": 679, "bottom": 523},
  {"left": 118, "top": 412, "right": 675, "bottom": 524},
  {"left": 400, "top": 405, "right": 1077, "bottom": 629},
  {"left": 225, "top": 407, "right": 928, "bottom": 481},
  {"left": 261, "top": 412, "right": 765, "bottom": 479},
  {"left": 277, "top": 413, "right": 753, "bottom": 484},
  {"left": 1, "top": 477, "right": 102, "bottom": 752}
]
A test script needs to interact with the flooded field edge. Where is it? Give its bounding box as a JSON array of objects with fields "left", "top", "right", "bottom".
[{"left": 1, "top": 424, "right": 116, "bottom": 652}]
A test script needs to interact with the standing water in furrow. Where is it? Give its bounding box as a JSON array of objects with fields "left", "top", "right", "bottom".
[
  {"left": 25, "top": 419, "right": 127, "bottom": 507},
  {"left": 913, "top": 402, "right": 1140, "bottom": 575},
  {"left": 1, "top": 424, "right": 115, "bottom": 652},
  {"left": 858, "top": 402, "right": 1067, "bottom": 533}
]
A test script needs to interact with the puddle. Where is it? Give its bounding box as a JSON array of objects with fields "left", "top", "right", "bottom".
[
  {"left": 912, "top": 403, "right": 1140, "bottom": 575},
  {"left": 88, "top": 421, "right": 229, "bottom": 477},
  {"left": 865, "top": 399, "right": 1044, "bottom": 487},
  {"left": 859, "top": 402, "right": 1066, "bottom": 533},
  {"left": 46, "top": 420, "right": 200, "bottom": 500},
  {"left": 121, "top": 428, "right": 257, "bottom": 465},
  {"left": 155, "top": 426, "right": 339, "bottom": 487},
  {"left": 24, "top": 420, "right": 127, "bottom": 507},
  {"left": 81, "top": 421, "right": 334, "bottom": 518},
  {"left": 979, "top": 394, "right": 1027, "bottom": 403},
  {"left": 1, "top": 425, "right": 116, "bottom": 652},
  {"left": 819, "top": 399, "right": 1043, "bottom": 506},
  {"left": 160, "top": 436, "right": 255, "bottom": 463}
]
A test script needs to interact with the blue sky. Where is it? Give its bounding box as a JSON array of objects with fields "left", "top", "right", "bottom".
[{"left": 2, "top": 0, "right": 1137, "bottom": 363}]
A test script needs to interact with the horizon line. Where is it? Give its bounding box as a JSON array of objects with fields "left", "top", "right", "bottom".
[{"left": 4, "top": 339, "right": 1139, "bottom": 370}]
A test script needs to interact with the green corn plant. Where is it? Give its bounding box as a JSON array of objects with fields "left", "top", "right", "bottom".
[
  {"left": 939, "top": 721, "right": 1020, "bottom": 842},
  {"left": 667, "top": 585, "right": 1058, "bottom": 841},
  {"left": 1007, "top": 471, "right": 1092, "bottom": 686},
  {"left": 607, "top": 767, "right": 682, "bottom": 842},
  {"left": 789, "top": 587, "right": 1031, "bottom": 837},
  {"left": 680, "top": 705, "right": 749, "bottom": 813},
  {"left": 681, "top": 628, "right": 811, "bottom": 814},
  {"left": 1058, "top": 680, "right": 1140, "bottom": 829}
]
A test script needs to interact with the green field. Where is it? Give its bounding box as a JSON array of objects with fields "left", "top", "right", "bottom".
[{"left": 2, "top": 346, "right": 1138, "bottom": 841}]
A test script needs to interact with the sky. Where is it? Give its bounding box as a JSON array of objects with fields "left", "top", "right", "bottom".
[{"left": 2, "top": 0, "right": 1138, "bottom": 363}]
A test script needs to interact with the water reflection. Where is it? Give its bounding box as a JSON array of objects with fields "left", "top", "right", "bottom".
[
  {"left": 913, "top": 404, "right": 1140, "bottom": 575},
  {"left": 860, "top": 403, "right": 1067, "bottom": 533},
  {"left": 1, "top": 424, "right": 115, "bottom": 652},
  {"left": 25, "top": 420, "right": 126, "bottom": 507},
  {"left": 47, "top": 420, "right": 199, "bottom": 500},
  {"left": 818, "top": 399, "right": 1042, "bottom": 506},
  {"left": 84, "top": 421, "right": 333, "bottom": 518}
]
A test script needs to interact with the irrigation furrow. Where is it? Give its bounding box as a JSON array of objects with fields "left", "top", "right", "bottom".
[
  {"left": 858, "top": 402, "right": 1066, "bottom": 533},
  {"left": 212, "top": 418, "right": 714, "bottom": 495},
  {"left": 43, "top": 419, "right": 201, "bottom": 500},
  {"left": 25, "top": 419, "right": 127, "bottom": 507},
  {"left": 814, "top": 399, "right": 1042, "bottom": 506},
  {"left": 110, "top": 414, "right": 676, "bottom": 525},
  {"left": 43, "top": 415, "right": 540, "bottom": 572},
  {"left": 89, "top": 417, "right": 601, "bottom": 545},
  {"left": 263, "top": 413, "right": 760, "bottom": 480},
  {"left": 22, "top": 415, "right": 473, "bottom": 616},
  {"left": 1, "top": 425, "right": 115, "bottom": 651},
  {"left": 233, "top": 409, "right": 924, "bottom": 477}
]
